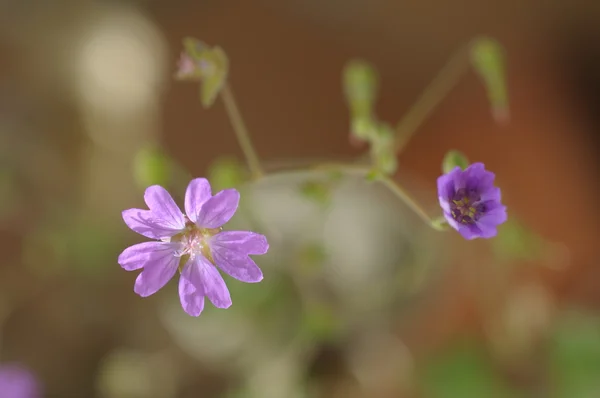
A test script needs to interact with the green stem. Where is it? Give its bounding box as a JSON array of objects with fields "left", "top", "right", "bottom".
[
  {"left": 307, "top": 162, "right": 441, "bottom": 229},
  {"left": 394, "top": 45, "right": 470, "bottom": 154},
  {"left": 220, "top": 84, "right": 264, "bottom": 180}
]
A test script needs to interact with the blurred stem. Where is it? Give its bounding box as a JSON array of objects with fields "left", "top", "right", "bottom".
[
  {"left": 220, "top": 84, "right": 264, "bottom": 180},
  {"left": 305, "top": 163, "right": 441, "bottom": 229},
  {"left": 394, "top": 45, "right": 470, "bottom": 154}
]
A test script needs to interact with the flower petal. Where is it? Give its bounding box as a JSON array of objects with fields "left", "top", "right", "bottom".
[
  {"left": 458, "top": 223, "right": 483, "bottom": 240},
  {"left": 143, "top": 185, "right": 185, "bottom": 230},
  {"left": 195, "top": 189, "right": 240, "bottom": 229},
  {"left": 178, "top": 271, "right": 205, "bottom": 316},
  {"left": 210, "top": 231, "right": 269, "bottom": 255},
  {"left": 211, "top": 249, "right": 264, "bottom": 283},
  {"left": 478, "top": 206, "right": 508, "bottom": 227},
  {"left": 133, "top": 248, "right": 179, "bottom": 297},
  {"left": 437, "top": 168, "right": 460, "bottom": 199},
  {"left": 184, "top": 178, "right": 212, "bottom": 223},
  {"left": 122, "top": 209, "right": 184, "bottom": 239},
  {"left": 118, "top": 241, "right": 180, "bottom": 271},
  {"left": 184, "top": 255, "right": 232, "bottom": 309}
]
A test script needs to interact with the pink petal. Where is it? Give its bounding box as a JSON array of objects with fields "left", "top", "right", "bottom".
[
  {"left": 143, "top": 185, "right": 185, "bottom": 230},
  {"left": 182, "top": 255, "right": 232, "bottom": 309},
  {"left": 184, "top": 178, "right": 212, "bottom": 223},
  {"left": 118, "top": 241, "right": 179, "bottom": 271},
  {"left": 195, "top": 189, "right": 240, "bottom": 229},
  {"left": 133, "top": 248, "right": 179, "bottom": 297},
  {"left": 122, "top": 209, "right": 184, "bottom": 239},
  {"left": 210, "top": 231, "right": 269, "bottom": 255},
  {"left": 178, "top": 272, "right": 205, "bottom": 316},
  {"left": 211, "top": 248, "right": 264, "bottom": 283}
]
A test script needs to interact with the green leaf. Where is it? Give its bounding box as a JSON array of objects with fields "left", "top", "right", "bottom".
[
  {"left": 199, "top": 46, "right": 229, "bottom": 108},
  {"left": 133, "top": 145, "right": 171, "bottom": 189},
  {"left": 365, "top": 169, "right": 380, "bottom": 182},
  {"left": 343, "top": 60, "right": 379, "bottom": 142},
  {"left": 420, "top": 341, "right": 523, "bottom": 398},
  {"left": 343, "top": 60, "right": 378, "bottom": 117},
  {"left": 208, "top": 157, "right": 248, "bottom": 192},
  {"left": 491, "top": 218, "right": 545, "bottom": 263},
  {"left": 182, "top": 37, "right": 208, "bottom": 59},
  {"left": 549, "top": 312, "right": 600, "bottom": 398},
  {"left": 442, "top": 150, "right": 470, "bottom": 173},
  {"left": 470, "top": 37, "right": 509, "bottom": 123},
  {"left": 350, "top": 117, "right": 378, "bottom": 141},
  {"left": 369, "top": 124, "right": 397, "bottom": 175},
  {"left": 297, "top": 243, "right": 328, "bottom": 276},
  {"left": 299, "top": 180, "right": 331, "bottom": 206},
  {"left": 299, "top": 301, "right": 341, "bottom": 343}
]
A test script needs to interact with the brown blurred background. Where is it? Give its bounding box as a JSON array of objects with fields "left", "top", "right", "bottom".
[{"left": 1, "top": 0, "right": 599, "bottom": 397}]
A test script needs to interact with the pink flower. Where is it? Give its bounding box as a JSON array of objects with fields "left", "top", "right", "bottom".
[{"left": 119, "top": 178, "right": 269, "bottom": 316}]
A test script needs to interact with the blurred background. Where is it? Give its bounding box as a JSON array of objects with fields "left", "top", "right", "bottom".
[{"left": 1, "top": 0, "right": 600, "bottom": 397}]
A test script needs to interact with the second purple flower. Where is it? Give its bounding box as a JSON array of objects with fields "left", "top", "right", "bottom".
[
  {"left": 437, "top": 162, "right": 507, "bottom": 240},
  {"left": 119, "top": 178, "right": 269, "bottom": 316}
]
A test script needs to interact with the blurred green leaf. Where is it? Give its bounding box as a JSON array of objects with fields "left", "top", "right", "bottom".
[
  {"left": 299, "top": 301, "right": 341, "bottom": 343},
  {"left": 492, "top": 218, "right": 545, "bottom": 263},
  {"left": 199, "top": 46, "right": 229, "bottom": 108},
  {"left": 133, "top": 145, "right": 171, "bottom": 189},
  {"left": 369, "top": 124, "right": 397, "bottom": 175},
  {"left": 299, "top": 180, "right": 331, "bottom": 206},
  {"left": 442, "top": 150, "right": 469, "bottom": 173},
  {"left": 208, "top": 157, "right": 249, "bottom": 191},
  {"left": 470, "top": 37, "right": 510, "bottom": 123},
  {"left": 350, "top": 117, "right": 378, "bottom": 141},
  {"left": 343, "top": 60, "right": 379, "bottom": 142},
  {"left": 343, "top": 60, "right": 379, "bottom": 119},
  {"left": 420, "top": 341, "right": 523, "bottom": 398},
  {"left": 297, "top": 243, "right": 328, "bottom": 276},
  {"left": 177, "top": 38, "right": 229, "bottom": 108},
  {"left": 182, "top": 37, "right": 208, "bottom": 58},
  {"left": 365, "top": 169, "right": 380, "bottom": 182},
  {"left": 549, "top": 312, "right": 600, "bottom": 398}
]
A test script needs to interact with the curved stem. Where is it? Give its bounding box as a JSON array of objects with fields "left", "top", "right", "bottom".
[
  {"left": 302, "top": 162, "right": 441, "bottom": 229},
  {"left": 394, "top": 45, "right": 470, "bottom": 154},
  {"left": 220, "top": 84, "right": 264, "bottom": 180}
]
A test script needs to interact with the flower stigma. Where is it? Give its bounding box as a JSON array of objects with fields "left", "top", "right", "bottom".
[{"left": 171, "top": 219, "right": 223, "bottom": 272}]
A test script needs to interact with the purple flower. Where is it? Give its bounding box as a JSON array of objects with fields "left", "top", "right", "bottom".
[
  {"left": 118, "top": 178, "right": 269, "bottom": 316},
  {"left": 0, "top": 364, "right": 41, "bottom": 398},
  {"left": 437, "top": 162, "right": 507, "bottom": 240}
]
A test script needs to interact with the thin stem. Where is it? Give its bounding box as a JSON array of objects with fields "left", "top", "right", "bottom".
[
  {"left": 220, "top": 84, "right": 264, "bottom": 179},
  {"left": 394, "top": 45, "right": 470, "bottom": 154},
  {"left": 306, "top": 162, "right": 440, "bottom": 228}
]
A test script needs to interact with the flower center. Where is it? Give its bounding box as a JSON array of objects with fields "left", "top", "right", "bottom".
[
  {"left": 450, "top": 188, "right": 482, "bottom": 225},
  {"left": 171, "top": 220, "right": 222, "bottom": 271}
]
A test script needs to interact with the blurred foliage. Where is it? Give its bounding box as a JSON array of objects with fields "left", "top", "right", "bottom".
[
  {"left": 492, "top": 218, "right": 546, "bottom": 263},
  {"left": 343, "top": 59, "right": 379, "bottom": 140},
  {"left": 177, "top": 38, "right": 229, "bottom": 108},
  {"left": 470, "top": 37, "right": 510, "bottom": 123},
  {"left": 419, "top": 340, "right": 523, "bottom": 398},
  {"left": 442, "top": 150, "right": 469, "bottom": 173},
  {"left": 549, "top": 312, "right": 600, "bottom": 398},
  {"left": 369, "top": 123, "right": 398, "bottom": 176},
  {"left": 133, "top": 145, "right": 172, "bottom": 189},
  {"left": 299, "top": 301, "right": 342, "bottom": 344},
  {"left": 299, "top": 180, "right": 331, "bottom": 206},
  {"left": 208, "top": 157, "right": 249, "bottom": 191}
]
